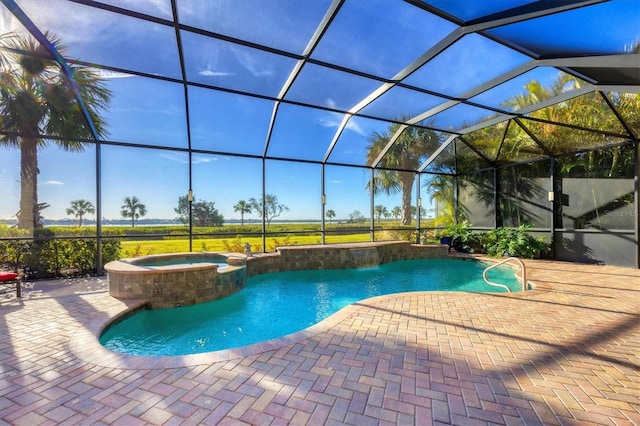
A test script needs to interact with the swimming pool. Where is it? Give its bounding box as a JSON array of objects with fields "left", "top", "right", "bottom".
[{"left": 100, "top": 258, "right": 522, "bottom": 356}]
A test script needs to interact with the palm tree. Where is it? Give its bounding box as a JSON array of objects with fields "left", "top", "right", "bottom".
[
  {"left": 374, "top": 205, "right": 388, "bottom": 225},
  {"left": 66, "top": 199, "right": 95, "bottom": 227},
  {"left": 391, "top": 206, "right": 401, "bottom": 220},
  {"left": 366, "top": 121, "right": 441, "bottom": 225},
  {"left": 424, "top": 175, "right": 456, "bottom": 227},
  {"left": 0, "top": 32, "right": 111, "bottom": 231},
  {"left": 325, "top": 209, "right": 336, "bottom": 224},
  {"left": 233, "top": 200, "right": 252, "bottom": 226},
  {"left": 499, "top": 71, "right": 640, "bottom": 227},
  {"left": 121, "top": 196, "right": 147, "bottom": 227}
]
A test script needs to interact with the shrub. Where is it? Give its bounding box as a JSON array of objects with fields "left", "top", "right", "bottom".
[
  {"left": 221, "top": 236, "right": 260, "bottom": 254},
  {"left": 484, "top": 225, "right": 548, "bottom": 258},
  {"left": 123, "top": 244, "right": 153, "bottom": 258},
  {"left": 268, "top": 235, "right": 297, "bottom": 252},
  {"left": 437, "top": 221, "right": 479, "bottom": 253},
  {"left": 222, "top": 236, "right": 245, "bottom": 253},
  {"left": 376, "top": 230, "right": 416, "bottom": 242},
  {"left": 0, "top": 227, "right": 122, "bottom": 278}
]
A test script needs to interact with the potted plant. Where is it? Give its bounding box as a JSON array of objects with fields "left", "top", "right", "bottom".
[{"left": 437, "top": 221, "right": 477, "bottom": 253}]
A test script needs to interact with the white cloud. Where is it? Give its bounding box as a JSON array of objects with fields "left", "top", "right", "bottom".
[
  {"left": 316, "top": 113, "right": 367, "bottom": 138},
  {"left": 93, "top": 69, "right": 135, "bottom": 79},
  {"left": 18, "top": 1, "right": 107, "bottom": 46},
  {"left": 345, "top": 119, "right": 366, "bottom": 136},
  {"left": 199, "top": 69, "right": 233, "bottom": 77},
  {"left": 328, "top": 180, "right": 342, "bottom": 184},
  {"left": 158, "top": 152, "right": 218, "bottom": 164},
  {"left": 316, "top": 111, "right": 344, "bottom": 129},
  {"left": 0, "top": 8, "right": 24, "bottom": 34},
  {"left": 117, "top": 0, "right": 173, "bottom": 19},
  {"left": 230, "top": 45, "right": 274, "bottom": 77},
  {"left": 42, "top": 180, "right": 64, "bottom": 185},
  {"left": 193, "top": 156, "right": 217, "bottom": 164},
  {"left": 157, "top": 152, "right": 189, "bottom": 164}
]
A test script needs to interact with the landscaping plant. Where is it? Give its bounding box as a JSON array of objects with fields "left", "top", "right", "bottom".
[{"left": 484, "top": 225, "right": 548, "bottom": 258}]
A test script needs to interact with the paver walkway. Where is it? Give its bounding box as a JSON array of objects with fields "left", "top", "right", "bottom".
[{"left": 0, "top": 257, "right": 638, "bottom": 425}]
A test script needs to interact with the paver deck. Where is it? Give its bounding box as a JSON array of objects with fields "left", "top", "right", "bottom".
[{"left": 0, "top": 257, "right": 638, "bottom": 425}]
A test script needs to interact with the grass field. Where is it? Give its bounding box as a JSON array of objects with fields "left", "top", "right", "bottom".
[
  {"left": 1, "top": 221, "right": 436, "bottom": 258},
  {"left": 119, "top": 232, "right": 385, "bottom": 257}
]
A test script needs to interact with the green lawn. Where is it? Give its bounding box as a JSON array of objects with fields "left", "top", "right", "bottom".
[
  {"left": 1, "top": 222, "right": 434, "bottom": 258},
  {"left": 119, "top": 233, "right": 376, "bottom": 257}
]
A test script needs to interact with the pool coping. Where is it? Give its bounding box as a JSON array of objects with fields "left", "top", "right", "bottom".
[{"left": 69, "top": 256, "right": 547, "bottom": 369}]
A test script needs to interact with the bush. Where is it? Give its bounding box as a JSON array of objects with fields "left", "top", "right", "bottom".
[
  {"left": 0, "top": 227, "right": 121, "bottom": 278},
  {"left": 122, "top": 244, "right": 152, "bottom": 258},
  {"left": 376, "top": 230, "right": 416, "bottom": 243},
  {"left": 437, "top": 221, "right": 479, "bottom": 253},
  {"left": 222, "top": 236, "right": 260, "bottom": 254},
  {"left": 268, "top": 235, "right": 298, "bottom": 252},
  {"left": 484, "top": 225, "right": 548, "bottom": 258}
]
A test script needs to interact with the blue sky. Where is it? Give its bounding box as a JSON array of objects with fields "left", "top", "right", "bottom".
[
  {"left": 0, "top": 142, "right": 406, "bottom": 221},
  {"left": 1, "top": 0, "right": 638, "bottom": 222}
]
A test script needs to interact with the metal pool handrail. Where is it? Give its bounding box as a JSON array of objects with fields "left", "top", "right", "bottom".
[{"left": 482, "top": 257, "right": 527, "bottom": 292}]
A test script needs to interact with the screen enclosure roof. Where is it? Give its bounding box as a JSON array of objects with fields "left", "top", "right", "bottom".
[{"left": 1, "top": 0, "right": 639, "bottom": 175}]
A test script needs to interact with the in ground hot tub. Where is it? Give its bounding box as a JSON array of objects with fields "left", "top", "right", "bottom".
[{"left": 104, "top": 252, "right": 247, "bottom": 308}]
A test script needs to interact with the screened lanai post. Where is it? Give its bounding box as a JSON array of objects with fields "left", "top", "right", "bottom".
[
  {"left": 453, "top": 174, "right": 459, "bottom": 225},
  {"left": 261, "top": 158, "right": 266, "bottom": 253},
  {"left": 321, "top": 164, "right": 326, "bottom": 245},
  {"left": 170, "top": 0, "right": 193, "bottom": 252},
  {"left": 493, "top": 168, "right": 499, "bottom": 229},
  {"left": 550, "top": 158, "right": 557, "bottom": 259},
  {"left": 96, "top": 140, "right": 102, "bottom": 273},
  {"left": 635, "top": 146, "right": 640, "bottom": 268},
  {"left": 187, "top": 189, "right": 193, "bottom": 252},
  {"left": 370, "top": 168, "right": 375, "bottom": 241},
  {"left": 415, "top": 174, "right": 421, "bottom": 244},
  {"left": 452, "top": 139, "right": 458, "bottom": 225}
]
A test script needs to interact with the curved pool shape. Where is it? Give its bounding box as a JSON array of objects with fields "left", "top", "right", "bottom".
[{"left": 101, "top": 258, "right": 522, "bottom": 357}]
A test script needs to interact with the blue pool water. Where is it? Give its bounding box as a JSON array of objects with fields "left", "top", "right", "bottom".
[{"left": 100, "top": 258, "right": 520, "bottom": 356}]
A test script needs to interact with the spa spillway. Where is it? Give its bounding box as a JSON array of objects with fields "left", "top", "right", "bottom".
[{"left": 104, "top": 252, "right": 247, "bottom": 309}]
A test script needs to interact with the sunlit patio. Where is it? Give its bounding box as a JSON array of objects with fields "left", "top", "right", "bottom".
[{"left": 1, "top": 257, "right": 638, "bottom": 425}]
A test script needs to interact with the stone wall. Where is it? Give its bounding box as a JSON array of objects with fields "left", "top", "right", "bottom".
[
  {"left": 245, "top": 242, "right": 448, "bottom": 277},
  {"left": 106, "top": 261, "right": 246, "bottom": 309}
]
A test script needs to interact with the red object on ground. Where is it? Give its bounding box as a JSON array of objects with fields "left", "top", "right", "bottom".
[
  {"left": 0, "top": 272, "right": 21, "bottom": 297},
  {"left": 0, "top": 272, "right": 19, "bottom": 282}
]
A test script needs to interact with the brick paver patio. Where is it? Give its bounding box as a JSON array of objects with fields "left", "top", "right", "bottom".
[{"left": 1, "top": 257, "right": 638, "bottom": 425}]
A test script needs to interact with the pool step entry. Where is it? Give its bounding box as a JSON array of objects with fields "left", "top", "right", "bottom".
[{"left": 482, "top": 257, "right": 527, "bottom": 292}]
